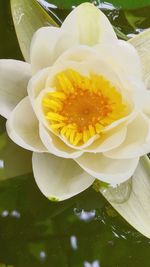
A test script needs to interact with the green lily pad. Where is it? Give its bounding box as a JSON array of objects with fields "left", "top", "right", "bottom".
[{"left": 11, "top": 0, "right": 58, "bottom": 62}]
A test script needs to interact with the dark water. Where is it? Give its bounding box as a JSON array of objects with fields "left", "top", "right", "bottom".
[{"left": 0, "top": 1, "right": 150, "bottom": 266}]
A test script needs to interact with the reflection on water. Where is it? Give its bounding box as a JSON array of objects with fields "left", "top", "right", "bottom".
[
  {"left": 84, "top": 260, "right": 100, "bottom": 267},
  {"left": 0, "top": 176, "right": 149, "bottom": 266},
  {"left": 74, "top": 208, "right": 96, "bottom": 221},
  {"left": 0, "top": 0, "right": 150, "bottom": 267},
  {"left": 70, "top": 235, "right": 78, "bottom": 250}
]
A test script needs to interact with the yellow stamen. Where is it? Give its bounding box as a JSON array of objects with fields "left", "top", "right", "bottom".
[
  {"left": 95, "top": 123, "right": 104, "bottom": 133},
  {"left": 48, "top": 91, "right": 66, "bottom": 100},
  {"left": 51, "top": 123, "right": 66, "bottom": 130},
  {"left": 43, "top": 99, "right": 62, "bottom": 111},
  {"left": 42, "top": 69, "right": 130, "bottom": 146},
  {"left": 57, "top": 73, "right": 74, "bottom": 94},
  {"left": 83, "top": 130, "right": 90, "bottom": 143},
  {"left": 61, "top": 126, "right": 68, "bottom": 136},
  {"left": 65, "top": 128, "right": 72, "bottom": 139},
  {"left": 73, "top": 132, "right": 83, "bottom": 146},
  {"left": 70, "top": 130, "right": 76, "bottom": 144},
  {"left": 89, "top": 125, "right": 96, "bottom": 137},
  {"left": 46, "top": 112, "right": 66, "bottom": 122}
]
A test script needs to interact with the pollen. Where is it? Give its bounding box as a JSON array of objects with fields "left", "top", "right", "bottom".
[{"left": 42, "top": 69, "right": 129, "bottom": 146}]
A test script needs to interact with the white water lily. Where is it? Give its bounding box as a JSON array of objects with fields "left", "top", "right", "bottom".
[{"left": 0, "top": 3, "right": 150, "bottom": 201}]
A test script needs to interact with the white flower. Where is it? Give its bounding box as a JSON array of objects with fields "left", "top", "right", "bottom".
[{"left": 0, "top": 3, "right": 150, "bottom": 201}]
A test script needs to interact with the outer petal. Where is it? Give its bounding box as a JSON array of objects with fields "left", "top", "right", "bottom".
[
  {"left": 76, "top": 153, "right": 139, "bottom": 184},
  {"left": 105, "top": 113, "right": 150, "bottom": 159},
  {"left": 0, "top": 60, "right": 31, "bottom": 119},
  {"left": 101, "top": 156, "right": 150, "bottom": 239},
  {"left": 6, "top": 97, "right": 46, "bottom": 152},
  {"left": 32, "top": 152, "right": 95, "bottom": 201},
  {"left": 95, "top": 40, "right": 142, "bottom": 82},
  {"left": 62, "top": 3, "right": 117, "bottom": 46},
  {"left": 40, "top": 124, "right": 83, "bottom": 159},
  {"left": 30, "top": 27, "right": 76, "bottom": 74},
  {"left": 133, "top": 90, "right": 150, "bottom": 117},
  {"left": 129, "top": 28, "right": 150, "bottom": 90}
]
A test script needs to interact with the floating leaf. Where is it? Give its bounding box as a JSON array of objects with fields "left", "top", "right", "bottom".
[{"left": 11, "top": 0, "right": 58, "bottom": 62}]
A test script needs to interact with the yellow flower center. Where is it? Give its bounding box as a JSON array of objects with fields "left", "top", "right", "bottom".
[{"left": 42, "top": 69, "right": 129, "bottom": 146}]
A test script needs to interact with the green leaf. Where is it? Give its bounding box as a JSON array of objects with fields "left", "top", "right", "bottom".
[
  {"left": 0, "top": 133, "right": 32, "bottom": 180},
  {"left": 11, "top": 0, "right": 58, "bottom": 62},
  {"left": 44, "top": 0, "right": 150, "bottom": 9},
  {"left": 113, "top": 26, "right": 129, "bottom": 41}
]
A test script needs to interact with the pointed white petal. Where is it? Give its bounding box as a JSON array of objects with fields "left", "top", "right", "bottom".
[
  {"left": 30, "top": 27, "right": 76, "bottom": 73},
  {"left": 105, "top": 113, "right": 150, "bottom": 159},
  {"left": 0, "top": 60, "right": 31, "bottom": 119},
  {"left": 76, "top": 153, "right": 139, "bottom": 184},
  {"left": 62, "top": 3, "right": 117, "bottom": 46},
  {"left": 84, "top": 126, "right": 127, "bottom": 153},
  {"left": 95, "top": 40, "right": 142, "bottom": 81},
  {"left": 27, "top": 67, "right": 50, "bottom": 102},
  {"left": 40, "top": 124, "right": 83, "bottom": 158},
  {"left": 6, "top": 97, "right": 46, "bottom": 152},
  {"left": 32, "top": 152, "right": 95, "bottom": 201},
  {"left": 101, "top": 156, "right": 150, "bottom": 238},
  {"left": 129, "top": 29, "right": 150, "bottom": 90},
  {"left": 133, "top": 90, "right": 150, "bottom": 116}
]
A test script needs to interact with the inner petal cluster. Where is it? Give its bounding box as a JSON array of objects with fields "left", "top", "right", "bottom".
[{"left": 42, "top": 69, "right": 129, "bottom": 146}]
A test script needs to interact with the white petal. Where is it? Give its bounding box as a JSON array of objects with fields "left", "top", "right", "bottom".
[
  {"left": 76, "top": 153, "right": 139, "bottom": 184},
  {"left": 27, "top": 67, "right": 50, "bottom": 102},
  {"left": 52, "top": 45, "right": 140, "bottom": 100},
  {"left": 56, "top": 44, "right": 144, "bottom": 97},
  {"left": 62, "top": 3, "right": 117, "bottom": 45},
  {"left": 133, "top": 90, "right": 150, "bottom": 116},
  {"left": 6, "top": 97, "right": 46, "bottom": 152},
  {"left": 30, "top": 27, "right": 76, "bottom": 74},
  {"left": 95, "top": 41, "right": 142, "bottom": 81},
  {"left": 53, "top": 45, "right": 123, "bottom": 89},
  {"left": 40, "top": 124, "right": 83, "bottom": 158},
  {"left": 84, "top": 126, "right": 127, "bottom": 153},
  {"left": 105, "top": 113, "right": 150, "bottom": 159},
  {"left": 129, "top": 28, "right": 150, "bottom": 90},
  {"left": 32, "top": 152, "right": 95, "bottom": 201},
  {"left": 0, "top": 60, "right": 31, "bottom": 119},
  {"left": 101, "top": 156, "right": 150, "bottom": 238}
]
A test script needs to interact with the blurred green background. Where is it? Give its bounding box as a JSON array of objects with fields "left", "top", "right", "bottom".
[{"left": 0, "top": 1, "right": 150, "bottom": 266}]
